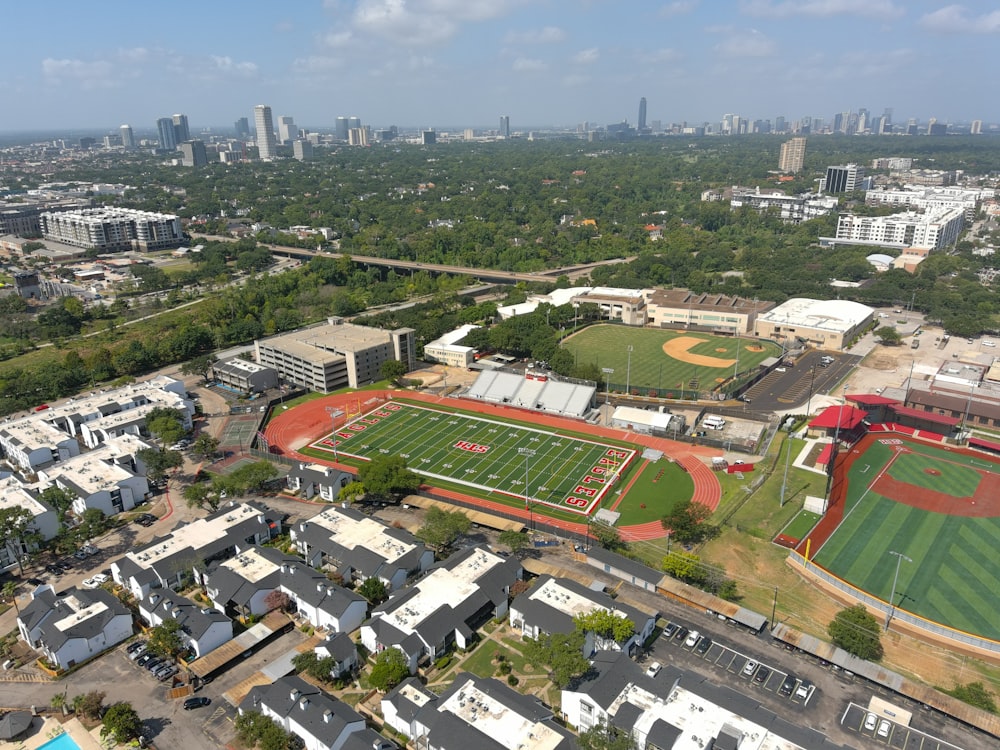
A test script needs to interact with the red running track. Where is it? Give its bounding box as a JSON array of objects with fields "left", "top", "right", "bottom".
[{"left": 265, "top": 390, "right": 722, "bottom": 541}]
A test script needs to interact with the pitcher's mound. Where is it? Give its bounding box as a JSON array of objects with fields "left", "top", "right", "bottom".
[{"left": 924, "top": 468, "right": 942, "bottom": 476}]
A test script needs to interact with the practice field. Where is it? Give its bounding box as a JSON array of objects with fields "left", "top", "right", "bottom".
[
  {"left": 308, "top": 402, "right": 636, "bottom": 516},
  {"left": 562, "top": 324, "right": 782, "bottom": 395},
  {"left": 810, "top": 435, "right": 1000, "bottom": 641}
]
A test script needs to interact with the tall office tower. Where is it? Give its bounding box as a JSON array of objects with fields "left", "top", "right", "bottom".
[
  {"left": 832, "top": 112, "right": 845, "bottom": 134},
  {"left": 464, "top": 128, "right": 475, "bottom": 141},
  {"left": 292, "top": 139, "right": 314, "bottom": 161},
  {"left": 254, "top": 105, "right": 277, "bottom": 160},
  {"left": 638, "top": 98, "right": 647, "bottom": 131},
  {"left": 499, "top": 115, "right": 510, "bottom": 138},
  {"left": 348, "top": 116, "right": 361, "bottom": 130},
  {"left": 156, "top": 117, "right": 177, "bottom": 150},
  {"left": 721, "top": 113, "right": 733, "bottom": 134},
  {"left": 277, "top": 116, "right": 297, "bottom": 144},
  {"left": 235, "top": 117, "right": 250, "bottom": 138},
  {"left": 856, "top": 109, "right": 868, "bottom": 133},
  {"left": 348, "top": 127, "right": 369, "bottom": 146},
  {"left": 775, "top": 116, "right": 786, "bottom": 134},
  {"left": 778, "top": 137, "right": 807, "bottom": 173},
  {"left": 972, "top": 120, "right": 983, "bottom": 135},
  {"left": 179, "top": 140, "right": 208, "bottom": 167},
  {"left": 335, "top": 116, "right": 349, "bottom": 140},
  {"left": 882, "top": 107, "right": 893, "bottom": 127},
  {"left": 421, "top": 130, "right": 436, "bottom": 145},
  {"left": 119, "top": 125, "right": 135, "bottom": 149},
  {"left": 172, "top": 114, "right": 190, "bottom": 143},
  {"left": 823, "top": 164, "right": 864, "bottom": 193}
]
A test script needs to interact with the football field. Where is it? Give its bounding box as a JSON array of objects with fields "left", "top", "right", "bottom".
[{"left": 308, "top": 402, "right": 636, "bottom": 515}]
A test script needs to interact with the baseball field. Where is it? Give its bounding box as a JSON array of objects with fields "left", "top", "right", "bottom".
[
  {"left": 809, "top": 435, "right": 1000, "bottom": 641},
  {"left": 562, "top": 324, "right": 782, "bottom": 395}
]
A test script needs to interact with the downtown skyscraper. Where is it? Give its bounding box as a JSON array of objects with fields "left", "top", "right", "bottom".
[{"left": 254, "top": 104, "right": 277, "bottom": 161}]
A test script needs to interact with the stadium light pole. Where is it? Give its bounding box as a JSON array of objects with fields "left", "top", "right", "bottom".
[
  {"left": 602, "top": 368, "right": 614, "bottom": 425},
  {"left": 625, "top": 345, "right": 634, "bottom": 395},
  {"left": 780, "top": 425, "right": 793, "bottom": 507},
  {"left": 825, "top": 385, "right": 848, "bottom": 497},
  {"left": 325, "top": 406, "right": 342, "bottom": 462},
  {"left": 805, "top": 364, "right": 817, "bottom": 418},
  {"left": 885, "top": 550, "right": 912, "bottom": 631},
  {"left": 519, "top": 448, "right": 536, "bottom": 532}
]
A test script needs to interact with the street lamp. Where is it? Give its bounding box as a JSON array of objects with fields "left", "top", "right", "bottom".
[
  {"left": 518, "top": 448, "right": 536, "bottom": 531},
  {"left": 625, "top": 345, "right": 634, "bottom": 395},
  {"left": 885, "top": 550, "right": 913, "bottom": 631}
]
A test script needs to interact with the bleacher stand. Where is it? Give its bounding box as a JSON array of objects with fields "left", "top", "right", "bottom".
[{"left": 463, "top": 369, "right": 597, "bottom": 419}]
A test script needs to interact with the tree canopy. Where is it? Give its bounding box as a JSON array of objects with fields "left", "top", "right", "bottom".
[
  {"left": 358, "top": 454, "right": 421, "bottom": 500},
  {"left": 828, "top": 604, "right": 883, "bottom": 661},
  {"left": 520, "top": 629, "right": 591, "bottom": 689},
  {"left": 660, "top": 498, "right": 714, "bottom": 544},
  {"left": 100, "top": 702, "right": 143, "bottom": 745},
  {"left": 369, "top": 647, "right": 410, "bottom": 692},
  {"left": 415, "top": 506, "right": 471, "bottom": 552},
  {"left": 146, "top": 618, "right": 184, "bottom": 657},
  {"left": 573, "top": 609, "right": 635, "bottom": 646}
]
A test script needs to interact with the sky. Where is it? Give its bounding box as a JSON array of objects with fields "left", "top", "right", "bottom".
[{"left": 2, "top": 0, "right": 998, "bottom": 134}]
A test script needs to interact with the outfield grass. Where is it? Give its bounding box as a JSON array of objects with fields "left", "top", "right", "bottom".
[
  {"left": 310, "top": 401, "right": 636, "bottom": 516},
  {"left": 563, "top": 324, "right": 781, "bottom": 394},
  {"left": 781, "top": 510, "right": 821, "bottom": 540},
  {"left": 813, "top": 437, "right": 1000, "bottom": 641}
]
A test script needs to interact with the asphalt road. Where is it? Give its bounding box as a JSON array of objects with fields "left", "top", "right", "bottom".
[{"left": 742, "top": 349, "right": 862, "bottom": 412}]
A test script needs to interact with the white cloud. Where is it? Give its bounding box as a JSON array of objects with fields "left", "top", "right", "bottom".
[
  {"left": 739, "top": 0, "right": 903, "bottom": 20},
  {"left": 713, "top": 28, "right": 775, "bottom": 58},
  {"left": 322, "top": 30, "right": 355, "bottom": 48},
  {"left": 116, "top": 47, "right": 149, "bottom": 64},
  {"left": 352, "top": 0, "right": 524, "bottom": 45},
  {"left": 572, "top": 47, "right": 600, "bottom": 64},
  {"left": 512, "top": 57, "right": 546, "bottom": 72},
  {"left": 660, "top": 0, "right": 698, "bottom": 18},
  {"left": 503, "top": 26, "right": 566, "bottom": 44},
  {"left": 293, "top": 55, "right": 345, "bottom": 74},
  {"left": 639, "top": 47, "right": 682, "bottom": 63},
  {"left": 41, "top": 58, "right": 116, "bottom": 89},
  {"left": 210, "top": 56, "right": 258, "bottom": 76},
  {"left": 918, "top": 5, "right": 1000, "bottom": 33}
]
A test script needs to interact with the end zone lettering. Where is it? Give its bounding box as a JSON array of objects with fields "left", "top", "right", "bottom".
[{"left": 454, "top": 440, "right": 489, "bottom": 453}]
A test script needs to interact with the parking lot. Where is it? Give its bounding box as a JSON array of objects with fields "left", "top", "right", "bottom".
[{"left": 842, "top": 702, "right": 965, "bottom": 749}]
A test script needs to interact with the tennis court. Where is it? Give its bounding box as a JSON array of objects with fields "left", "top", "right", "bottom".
[{"left": 308, "top": 401, "right": 636, "bottom": 515}]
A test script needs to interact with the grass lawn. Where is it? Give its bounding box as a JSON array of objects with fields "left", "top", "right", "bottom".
[
  {"left": 563, "top": 324, "right": 781, "bottom": 394},
  {"left": 613, "top": 459, "right": 694, "bottom": 525},
  {"left": 781, "top": 510, "right": 821, "bottom": 540}
]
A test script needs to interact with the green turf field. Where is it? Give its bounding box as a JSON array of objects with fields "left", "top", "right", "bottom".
[
  {"left": 781, "top": 510, "right": 821, "bottom": 541},
  {"left": 562, "top": 324, "right": 782, "bottom": 395},
  {"left": 612, "top": 459, "right": 694, "bottom": 525},
  {"left": 310, "top": 402, "right": 636, "bottom": 516},
  {"left": 813, "top": 437, "right": 1000, "bottom": 641}
]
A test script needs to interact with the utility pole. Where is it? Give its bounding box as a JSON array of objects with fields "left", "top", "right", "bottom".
[
  {"left": 625, "top": 346, "right": 634, "bottom": 395},
  {"left": 518, "top": 448, "right": 536, "bottom": 531}
]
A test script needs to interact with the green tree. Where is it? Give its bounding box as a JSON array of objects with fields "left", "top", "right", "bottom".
[
  {"left": 828, "top": 605, "right": 883, "bottom": 661},
  {"left": 338, "top": 481, "right": 366, "bottom": 503},
  {"left": 358, "top": 577, "right": 388, "bottom": 605},
  {"left": 189, "top": 433, "right": 220, "bottom": 460},
  {"left": 0, "top": 506, "right": 38, "bottom": 576},
  {"left": 183, "top": 482, "right": 217, "bottom": 510},
  {"left": 74, "top": 690, "right": 106, "bottom": 720},
  {"left": 75, "top": 508, "right": 107, "bottom": 541},
  {"left": 415, "top": 506, "right": 471, "bottom": 553},
  {"left": 578, "top": 721, "right": 636, "bottom": 750},
  {"left": 235, "top": 711, "right": 290, "bottom": 750},
  {"left": 660, "top": 498, "right": 714, "bottom": 544},
  {"left": 137, "top": 447, "right": 184, "bottom": 482},
  {"left": 588, "top": 520, "right": 624, "bottom": 552},
  {"left": 40, "top": 486, "right": 75, "bottom": 520},
  {"left": 3, "top": 581, "right": 20, "bottom": 614},
  {"left": 874, "top": 326, "right": 902, "bottom": 346},
  {"left": 944, "top": 682, "right": 997, "bottom": 714},
  {"left": 358, "top": 454, "right": 421, "bottom": 500},
  {"left": 100, "top": 702, "right": 143, "bottom": 745},
  {"left": 521, "top": 630, "right": 591, "bottom": 689},
  {"left": 497, "top": 529, "right": 529, "bottom": 556},
  {"left": 291, "top": 651, "right": 337, "bottom": 683},
  {"left": 380, "top": 359, "right": 408, "bottom": 383},
  {"left": 180, "top": 353, "right": 217, "bottom": 381},
  {"left": 369, "top": 647, "right": 410, "bottom": 692},
  {"left": 263, "top": 589, "right": 293, "bottom": 613},
  {"left": 228, "top": 460, "right": 280, "bottom": 493},
  {"left": 146, "top": 618, "right": 184, "bottom": 657},
  {"left": 145, "top": 406, "right": 188, "bottom": 446},
  {"left": 574, "top": 609, "right": 635, "bottom": 646}
]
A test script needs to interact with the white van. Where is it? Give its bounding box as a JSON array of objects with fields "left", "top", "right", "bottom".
[{"left": 702, "top": 416, "right": 726, "bottom": 430}]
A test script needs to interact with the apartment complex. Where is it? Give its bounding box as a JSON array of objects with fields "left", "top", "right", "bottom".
[
  {"left": 832, "top": 207, "right": 965, "bottom": 251},
  {"left": 778, "top": 136, "right": 806, "bottom": 173},
  {"left": 729, "top": 186, "right": 838, "bottom": 224},
  {"left": 254, "top": 105, "right": 277, "bottom": 161},
  {"left": 255, "top": 318, "right": 415, "bottom": 392},
  {"left": 39, "top": 208, "right": 183, "bottom": 252}
]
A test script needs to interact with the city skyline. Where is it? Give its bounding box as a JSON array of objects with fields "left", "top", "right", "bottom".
[{"left": 2, "top": 1, "right": 999, "bottom": 132}]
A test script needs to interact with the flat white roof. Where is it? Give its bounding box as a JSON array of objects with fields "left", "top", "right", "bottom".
[
  {"left": 384, "top": 548, "right": 505, "bottom": 634},
  {"left": 53, "top": 596, "right": 110, "bottom": 633},
  {"left": 39, "top": 447, "right": 135, "bottom": 495},
  {"left": 612, "top": 406, "right": 672, "bottom": 430},
  {"left": 528, "top": 577, "right": 625, "bottom": 620},
  {"left": 308, "top": 506, "right": 417, "bottom": 563},
  {"left": 441, "top": 674, "right": 564, "bottom": 750},
  {"left": 757, "top": 297, "right": 874, "bottom": 333},
  {"left": 0, "top": 417, "right": 72, "bottom": 450},
  {"left": 217, "top": 358, "right": 272, "bottom": 374},
  {"left": 127, "top": 503, "right": 264, "bottom": 568},
  {"left": 426, "top": 324, "right": 480, "bottom": 349},
  {"left": 221, "top": 548, "right": 280, "bottom": 584},
  {"left": 0, "top": 475, "right": 48, "bottom": 517}
]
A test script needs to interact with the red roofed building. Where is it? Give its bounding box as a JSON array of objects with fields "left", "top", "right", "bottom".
[{"left": 807, "top": 404, "right": 867, "bottom": 439}]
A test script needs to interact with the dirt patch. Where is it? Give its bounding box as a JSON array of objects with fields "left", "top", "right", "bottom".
[
  {"left": 745, "top": 345, "right": 765, "bottom": 352},
  {"left": 714, "top": 377, "right": 725, "bottom": 383},
  {"left": 662, "top": 336, "right": 736, "bottom": 367},
  {"left": 924, "top": 468, "right": 942, "bottom": 476},
  {"left": 715, "top": 348, "right": 727, "bottom": 353}
]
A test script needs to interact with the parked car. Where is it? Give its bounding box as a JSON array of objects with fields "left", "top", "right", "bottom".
[
  {"left": 129, "top": 648, "right": 148, "bottom": 662},
  {"left": 135, "top": 652, "right": 153, "bottom": 665},
  {"left": 157, "top": 666, "right": 179, "bottom": 682},
  {"left": 864, "top": 713, "right": 878, "bottom": 731},
  {"left": 779, "top": 675, "right": 797, "bottom": 697},
  {"left": 674, "top": 626, "right": 689, "bottom": 642},
  {"left": 183, "top": 697, "right": 211, "bottom": 710},
  {"left": 753, "top": 666, "right": 771, "bottom": 684},
  {"left": 694, "top": 637, "right": 712, "bottom": 655},
  {"left": 82, "top": 574, "right": 109, "bottom": 589},
  {"left": 126, "top": 641, "right": 146, "bottom": 655},
  {"left": 795, "top": 682, "right": 812, "bottom": 700},
  {"left": 877, "top": 720, "right": 891, "bottom": 739},
  {"left": 82, "top": 544, "right": 99, "bottom": 556},
  {"left": 742, "top": 659, "right": 759, "bottom": 677},
  {"left": 684, "top": 630, "right": 700, "bottom": 648},
  {"left": 44, "top": 564, "right": 63, "bottom": 576},
  {"left": 73, "top": 550, "right": 89, "bottom": 561},
  {"left": 662, "top": 622, "right": 678, "bottom": 639},
  {"left": 144, "top": 658, "right": 164, "bottom": 672},
  {"left": 645, "top": 662, "right": 662, "bottom": 678}
]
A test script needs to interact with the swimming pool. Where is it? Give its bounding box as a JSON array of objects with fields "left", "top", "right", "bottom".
[{"left": 37, "top": 732, "right": 83, "bottom": 750}]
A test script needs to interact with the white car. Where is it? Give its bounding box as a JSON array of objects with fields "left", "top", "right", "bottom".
[
  {"left": 645, "top": 662, "right": 662, "bottom": 678},
  {"left": 742, "top": 659, "right": 759, "bottom": 676},
  {"left": 877, "top": 720, "right": 891, "bottom": 738},
  {"left": 864, "top": 713, "right": 877, "bottom": 731},
  {"left": 684, "top": 630, "right": 700, "bottom": 648},
  {"left": 82, "top": 574, "right": 109, "bottom": 589}
]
